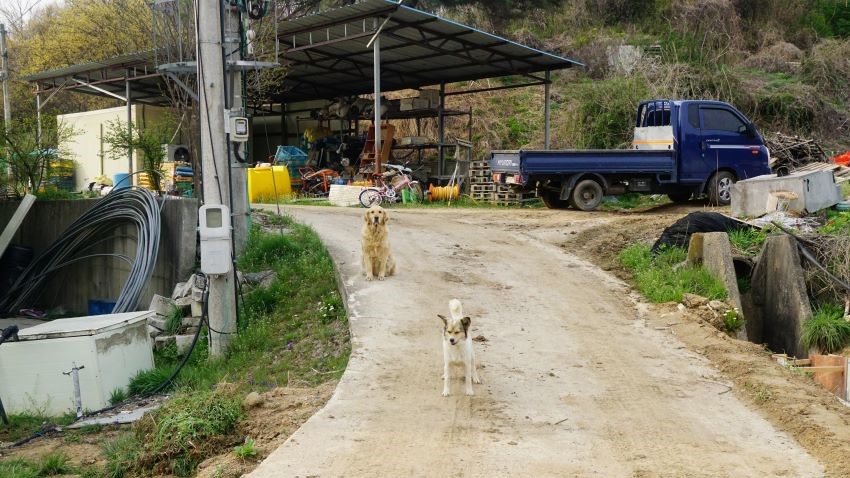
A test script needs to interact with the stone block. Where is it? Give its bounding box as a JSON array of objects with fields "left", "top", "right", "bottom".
[
  {"left": 174, "top": 334, "right": 196, "bottom": 354},
  {"left": 149, "top": 294, "right": 176, "bottom": 317},
  {"left": 191, "top": 300, "right": 204, "bottom": 317},
  {"left": 750, "top": 235, "right": 813, "bottom": 357},
  {"left": 682, "top": 293, "right": 709, "bottom": 308},
  {"left": 731, "top": 170, "right": 841, "bottom": 218},
  {"left": 688, "top": 232, "right": 747, "bottom": 340},
  {"left": 175, "top": 296, "right": 193, "bottom": 310},
  {"left": 154, "top": 335, "right": 175, "bottom": 350},
  {"left": 182, "top": 316, "right": 202, "bottom": 328},
  {"left": 147, "top": 315, "right": 167, "bottom": 331},
  {"left": 171, "top": 281, "right": 193, "bottom": 300},
  {"left": 148, "top": 325, "right": 161, "bottom": 339}
]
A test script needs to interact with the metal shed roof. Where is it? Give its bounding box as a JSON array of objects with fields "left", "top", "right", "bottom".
[
  {"left": 274, "top": 0, "right": 581, "bottom": 102},
  {"left": 22, "top": 51, "right": 168, "bottom": 106}
]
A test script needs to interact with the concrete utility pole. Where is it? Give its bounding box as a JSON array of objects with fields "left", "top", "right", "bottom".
[
  {"left": 197, "top": 0, "right": 237, "bottom": 356},
  {"left": 1, "top": 24, "right": 12, "bottom": 179},
  {"left": 224, "top": 7, "right": 249, "bottom": 254}
]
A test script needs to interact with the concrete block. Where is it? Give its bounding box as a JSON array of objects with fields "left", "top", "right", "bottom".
[
  {"left": 328, "top": 184, "right": 367, "bottom": 207},
  {"left": 174, "top": 334, "right": 196, "bottom": 354},
  {"left": 148, "top": 325, "right": 161, "bottom": 338},
  {"left": 182, "top": 316, "right": 202, "bottom": 328},
  {"left": 175, "top": 296, "right": 193, "bottom": 310},
  {"left": 191, "top": 286, "right": 204, "bottom": 302},
  {"left": 154, "top": 335, "right": 175, "bottom": 350},
  {"left": 191, "top": 300, "right": 204, "bottom": 317},
  {"left": 750, "top": 235, "right": 812, "bottom": 357},
  {"left": 688, "top": 232, "right": 747, "bottom": 340},
  {"left": 731, "top": 170, "right": 841, "bottom": 218},
  {"left": 149, "top": 294, "right": 176, "bottom": 317},
  {"left": 147, "top": 315, "right": 167, "bottom": 331},
  {"left": 244, "top": 270, "right": 276, "bottom": 288},
  {"left": 171, "top": 281, "right": 192, "bottom": 300}
]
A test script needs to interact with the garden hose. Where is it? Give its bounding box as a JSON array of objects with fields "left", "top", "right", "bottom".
[{"left": 428, "top": 184, "right": 460, "bottom": 202}]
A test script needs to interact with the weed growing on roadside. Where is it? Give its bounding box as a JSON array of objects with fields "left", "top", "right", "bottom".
[
  {"left": 618, "top": 244, "right": 727, "bottom": 303},
  {"left": 728, "top": 228, "right": 769, "bottom": 256},
  {"left": 723, "top": 308, "right": 744, "bottom": 334},
  {"left": 0, "top": 453, "right": 75, "bottom": 478},
  {"left": 801, "top": 302, "right": 850, "bottom": 354},
  {"left": 37, "top": 452, "right": 73, "bottom": 475},
  {"left": 754, "top": 388, "right": 773, "bottom": 403},
  {"left": 234, "top": 437, "right": 258, "bottom": 459},
  {"left": 818, "top": 211, "right": 850, "bottom": 236},
  {"left": 103, "top": 433, "right": 140, "bottom": 478},
  {"left": 109, "top": 387, "right": 128, "bottom": 405}
]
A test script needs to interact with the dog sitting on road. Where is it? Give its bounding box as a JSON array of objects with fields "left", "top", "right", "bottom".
[
  {"left": 361, "top": 205, "right": 396, "bottom": 281},
  {"left": 438, "top": 299, "right": 481, "bottom": 396}
]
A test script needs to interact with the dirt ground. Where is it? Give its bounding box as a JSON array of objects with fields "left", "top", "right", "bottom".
[{"left": 244, "top": 204, "right": 848, "bottom": 477}]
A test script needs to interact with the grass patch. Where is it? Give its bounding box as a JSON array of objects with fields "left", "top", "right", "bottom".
[
  {"left": 819, "top": 210, "right": 850, "bottom": 236},
  {"left": 0, "top": 412, "right": 75, "bottom": 443},
  {"left": 618, "top": 244, "right": 727, "bottom": 303},
  {"left": 728, "top": 227, "right": 769, "bottom": 256},
  {"left": 801, "top": 302, "right": 850, "bottom": 354},
  {"left": 0, "top": 453, "right": 75, "bottom": 478},
  {"left": 131, "top": 387, "right": 243, "bottom": 476},
  {"left": 600, "top": 193, "right": 670, "bottom": 211}
]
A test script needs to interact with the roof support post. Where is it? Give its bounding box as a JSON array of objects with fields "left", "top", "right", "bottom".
[
  {"left": 126, "top": 72, "right": 133, "bottom": 178},
  {"left": 373, "top": 33, "right": 382, "bottom": 176},
  {"left": 544, "top": 69, "right": 551, "bottom": 149},
  {"left": 438, "top": 81, "right": 445, "bottom": 178},
  {"left": 35, "top": 92, "right": 41, "bottom": 148}
]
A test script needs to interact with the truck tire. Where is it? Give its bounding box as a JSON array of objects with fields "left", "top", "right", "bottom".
[
  {"left": 667, "top": 191, "right": 692, "bottom": 203},
  {"left": 570, "top": 179, "right": 604, "bottom": 211},
  {"left": 708, "top": 171, "right": 736, "bottom": 206},
  {"left": 540, "top": 191, "right": 570, "bottom": 209}
]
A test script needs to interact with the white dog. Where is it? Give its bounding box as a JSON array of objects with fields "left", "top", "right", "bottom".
[{"left": 438, "top": 299, "right": 481, "bottom": 396}]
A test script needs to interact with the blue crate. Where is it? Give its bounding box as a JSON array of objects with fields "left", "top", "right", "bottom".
[
  {"left": 274, "top": 145, "right": 308, "bottom": 164},
  {"left": 88, "top": 298, "right": 117, "bottom": 315}
]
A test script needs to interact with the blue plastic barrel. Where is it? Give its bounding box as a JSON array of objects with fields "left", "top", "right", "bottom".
[{"left": 113, "top": 173, "right": 131, "bottom": 190}]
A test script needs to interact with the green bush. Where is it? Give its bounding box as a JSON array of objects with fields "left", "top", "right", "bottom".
[
  {"left": 618, "top": 244, "right": 727, "bottom": 303},
  {"left": 801, "top": 303, "right": 850, "bottom": 354}
]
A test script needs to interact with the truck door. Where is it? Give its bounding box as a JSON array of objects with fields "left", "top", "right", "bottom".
[
  {"left": 698, "top": 106, "right": 755, "bottom": 178},
  {"left": 678, "top": 103, "right": 708, "bottom": 184}
]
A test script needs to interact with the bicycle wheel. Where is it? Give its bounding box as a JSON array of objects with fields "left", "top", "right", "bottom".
[
  {"left": 409, "top": 182, "right": 423, "bottom": 202},
  {"left": 359, "top": 188, "right": 383, "bottom": 207}
]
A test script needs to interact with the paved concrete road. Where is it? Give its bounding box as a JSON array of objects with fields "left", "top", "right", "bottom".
[{"left": 248, "top": 206, "right": 822, "bottom": 478}]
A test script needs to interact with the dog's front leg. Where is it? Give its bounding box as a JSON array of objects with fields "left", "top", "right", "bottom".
[
  {"left": 442, "top": 346, "right": 451, "bottom": 397},
  {"left": 464, "top": 357, "right": 475, "bottom": 396},
  {"left": 362, "top": 250, "right": 374, "bottom": 281},
  {"left": 377, "top": 256, "right": 388, "bottom": 280},
  {"left": 472, "top": 353, "right": 482, "bottom": 384}
]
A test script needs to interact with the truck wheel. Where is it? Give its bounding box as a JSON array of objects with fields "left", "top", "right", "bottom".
[
  {"left": 667, "top": 192, "right": 692, "bottom": 203},
  {"left": 540, "top": 192, "right": 569, "bottom": 209},
  {"left": 570, "top": 179, "right": 604, "bottom": 211},
  {"left": 708, "top": 171, "right": 736, "bottom": 206}
]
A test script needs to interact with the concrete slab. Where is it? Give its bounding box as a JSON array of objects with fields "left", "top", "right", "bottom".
[
  {"left": 66, "top": 403, "right": 162, "bottom": 428},
  {"left": 731, "top": 170, "right": 841, "bottom": 218}
]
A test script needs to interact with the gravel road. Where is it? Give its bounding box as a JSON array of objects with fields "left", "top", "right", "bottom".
[{"left": 247, "top": 206, "right": 823, "bottom": 478}]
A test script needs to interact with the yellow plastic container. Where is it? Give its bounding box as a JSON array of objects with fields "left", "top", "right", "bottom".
[{"left": 247, "top": 166, "right": 292, "bottom": 203}]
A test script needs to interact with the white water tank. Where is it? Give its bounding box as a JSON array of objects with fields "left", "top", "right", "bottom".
[{"left": 0, "top": 311, "right": 154, "bottom": 415}]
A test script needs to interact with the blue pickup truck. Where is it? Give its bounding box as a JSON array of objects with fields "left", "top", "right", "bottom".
[{"left": 489, "top": 100, "right": 772, "bottom": 210}]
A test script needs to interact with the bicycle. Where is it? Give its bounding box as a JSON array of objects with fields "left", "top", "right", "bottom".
[{"left": 359, "top": 164, "right": 423, "bottom": 207}]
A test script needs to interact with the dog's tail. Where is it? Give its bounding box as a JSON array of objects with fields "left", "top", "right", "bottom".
[{"left": 449, "top": 299, "right": 463, "bottom": 319}]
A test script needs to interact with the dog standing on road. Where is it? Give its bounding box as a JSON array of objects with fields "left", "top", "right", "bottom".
[
  {"left": 361, "top": 205, "right": 396, "bottom": 281},
  {"left": 438, "top": 299, "right": 481, "bottom": 396}
]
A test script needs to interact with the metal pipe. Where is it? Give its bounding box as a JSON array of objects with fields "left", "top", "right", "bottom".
[
  {"left": 438, "top": 82, "right": 445, "bottom": 178},
  {"left": 373, "top": 33, "right": 381, "bottom": 175},
  {"left": 126, "top": 72, "right": 133, "bottom": 177}
]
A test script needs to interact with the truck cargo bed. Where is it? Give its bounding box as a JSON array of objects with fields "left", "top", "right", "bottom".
[{"left": 491, "top": 149, "right": 676, "bottom": 175}]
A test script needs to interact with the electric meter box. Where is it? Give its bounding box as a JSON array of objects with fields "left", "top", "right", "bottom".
[
  {"left": 0, "top": 311, "right": 154, "bottom": 415},
  {"left": 229, "top": 116, "right": 249, "bottom": 142},
  {"left": 199, "top": 204, "right": 232, "bottom": 275}
]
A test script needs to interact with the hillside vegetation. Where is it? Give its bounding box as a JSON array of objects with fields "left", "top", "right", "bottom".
[{"left": 1, "top": 0, "right": 849, "bottom": 158}]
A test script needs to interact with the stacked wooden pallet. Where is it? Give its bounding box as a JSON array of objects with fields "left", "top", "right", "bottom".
[
  {"left": 467, "top": 159, "right": 538, "bottom": 205},
  {"left": 468, "top": 160, "right": 494, "bottom": 201}
]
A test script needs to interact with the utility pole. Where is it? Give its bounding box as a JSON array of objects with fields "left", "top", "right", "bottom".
[
  {"left": 197, "top": 0, "right": 237, "bottom": 356},
  {"left": 1, "top": 24, "right": 12, "bottom": 179},
  {"left": 223, "top": 5, "right": 249, "bottom": 253}
]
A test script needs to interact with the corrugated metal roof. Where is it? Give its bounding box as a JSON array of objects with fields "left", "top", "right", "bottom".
[{"left": 274, "top": 0, "right": 581, "bottom": 102}]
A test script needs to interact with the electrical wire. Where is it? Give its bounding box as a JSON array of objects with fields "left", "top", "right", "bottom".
[{"left": 0, "top": 188, "right": 161, "bottom": 315}]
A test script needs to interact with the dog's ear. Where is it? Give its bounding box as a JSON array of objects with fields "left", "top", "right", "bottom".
[
  {"left": 364, "top": 211, "right": 371, "bottom": 224},
  {"left": 461, "top": 316, "right": 471, "bottom": 336},
  {"left": 381, "top": 210, "right": 389, "bottom": 225},
  {"left": 437, "top": 314, "right": 447, "bottom": 327}
]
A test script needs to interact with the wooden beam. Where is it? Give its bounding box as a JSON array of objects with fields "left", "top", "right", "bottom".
[{"left": 0, "top": 194, "right": 36, "bottom": 259}]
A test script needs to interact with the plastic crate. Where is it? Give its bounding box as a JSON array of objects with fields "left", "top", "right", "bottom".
[
  {"left": 87, "top": 299, "right": 117, "bottom": 315},
  {"left": 274, "top": 145, "right": 307, "bottom": 164}
]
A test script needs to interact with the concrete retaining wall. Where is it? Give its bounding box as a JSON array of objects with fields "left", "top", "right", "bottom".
[{"left": 0, "top": 197, "right": 197, "bottom": 314}]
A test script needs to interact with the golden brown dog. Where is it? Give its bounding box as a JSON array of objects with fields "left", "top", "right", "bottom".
[{"left": 361, "top": 205, "right": 396, "bottom": 281}]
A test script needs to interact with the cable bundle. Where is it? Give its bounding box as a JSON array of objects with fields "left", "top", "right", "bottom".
[{"left": 0, "top": 188, "right": 161, "bottom": 315}]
